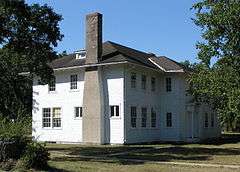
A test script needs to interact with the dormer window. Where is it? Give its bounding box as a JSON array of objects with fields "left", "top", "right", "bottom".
[{"left": 75, "top": 50, "right": 86, "bottom": 60}]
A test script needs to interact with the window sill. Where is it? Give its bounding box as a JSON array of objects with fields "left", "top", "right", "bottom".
[
  {"left": 42, "top": 127, "right": 62, "bottom": 130},
  {"left": 48, "top": 91, "right": 57, "bottom": 94},
  {"left": 74, "top": 117, "right": 82, "bottom": 120},
  {"left": 69, "top": 89, "right": 80, "bottom": 92},
  {"left": 110, "top": 117, "right": 121, "bottom": 120}
]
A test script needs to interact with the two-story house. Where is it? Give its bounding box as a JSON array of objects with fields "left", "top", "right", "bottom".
[{"left": 32, "top": 12, "right": 221, "bottom": 144}]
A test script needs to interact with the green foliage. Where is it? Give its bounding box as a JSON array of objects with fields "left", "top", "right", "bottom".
[
  {"left": 190, "top": 0, "right": 240, "bottom": 129},
  {"left": 0, "top": 117, "right": 30, "bottom": 161},
  {"left": 20, "top": 141, "right": 50, "bottom": 169},
  {"left": 0, "top": 0, "right": 63, "bottom": 119}
]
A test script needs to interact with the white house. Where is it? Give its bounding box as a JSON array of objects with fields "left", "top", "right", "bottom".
[{"left": 32, "top": 12, "right": 221, "bottom": 144}]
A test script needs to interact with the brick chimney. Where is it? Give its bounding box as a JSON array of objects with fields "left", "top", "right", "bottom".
[
  {"left": 82, "top": 12, "right": 105, "bottom": 144},
  {"left": 85, "top": 12, "right": 102, "bottom": 63}
]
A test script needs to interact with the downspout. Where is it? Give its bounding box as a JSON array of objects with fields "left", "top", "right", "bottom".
[{"left": 123, "top": 64, "right": 127, "bottom": 144}]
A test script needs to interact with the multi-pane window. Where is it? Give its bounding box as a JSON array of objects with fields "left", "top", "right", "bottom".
[
  {"left": 42, "top": 107, "right": 61, "bottom": 128},
  {"left": 141, "top": 107, "right": 147, "bottom": 128},
  {"left": 52, "top": 108, "right": 61, "bottom": 128},
  {"left": 131, "top": 73, "right": 137, "bottom": 88},
  {"left": 141, "top": 75, "right": 146, "bottom": 90},
  {"left": 42, "top": 108, "right": 51, "bottom": 128},
  {"left": 75, "top": 107, "right": 83, "bottom": 118},
  {"left": 70, "top": 75, "right": 78, "bottom": 89},
  {"left": 166, "top": 112, "right": 172, "bottom": 127},
  {"left": 48, "top": 76, "right": 56, "bottom": 92},
  {"left": 166, "top": 77, "right": 172, "bottom": 92},
  {"left": 204, "top": 113, "right": 209, "bottom": 128},
  {"left": 131, "top": 106, "right": 137, "bottom": 128},
  {"left": 151, "top": 77, "right": 156, "bottom": 91},
  {"left": 211, "top": 113, "right": 214, "bottom": 127},
  {"left": 110, "top": 105, "right": 120, "bottom": 117},
  {"left": 151, "top": 108, "right": 156, "bottom": 128}
]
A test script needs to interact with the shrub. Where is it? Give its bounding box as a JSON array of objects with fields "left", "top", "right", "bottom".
[
  {"left": 21, "top": 141, "right": 50, "bottom": 169},
  {"left": 0, "top": 117, "right": 30, "bottom": 161}
]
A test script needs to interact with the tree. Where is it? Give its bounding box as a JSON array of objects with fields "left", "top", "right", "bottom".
[
  {"left": 0, "top": 0, "right": 63, "bottom": 119},
  {"left": 189, "top": 0, "right": 240, "bottom": 130}
]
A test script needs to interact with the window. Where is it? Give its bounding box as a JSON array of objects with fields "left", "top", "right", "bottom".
[
  {"left": 166, "top": 77, "right": 172, "bottom": 92},
  {"left": 166, "top": 112, "right": 172, "bottom": 127},
  {"left": 204, "top": 113, "right": 209, "bottom": 128},
  {"left": 52, "top": 108, "right": 61, "bottom": 128},
  {"left": 131, "top": 106, "right": 137, "bottom": 128},
  {"left": 48, "top": 77, "right": 56, "bottom": 92},
  {"left": 141, "top": 75, "right": 146, "bottom": 90},
  {"left": 42, "top": 107, "right": 61, "bottom": 128},
  {"left": 151, "top": 108, "right": 156, "bottom": 128},
  {"left": 151, "top": 77, "right": 156, "bottom": 91},
  {"left": 211, "top": 113, "right": 214, "bottom": 127},
  {"left": 75, "top": 107, "right": 83, "bottom": 118},
  {"left": 42, "top": 108, "right": 51, "bottom": 128},
  {"left": 131, "top": 73, "right": 136, "bottom": 88},
  {"left": 141, "top": 107, "right": 147, "bottom": 128},
  {"left": 70, "top": 75, "right": 78, "bottom": 89},
  {"left": 110, "top": 105, "right": 120, "bottom": 117}
]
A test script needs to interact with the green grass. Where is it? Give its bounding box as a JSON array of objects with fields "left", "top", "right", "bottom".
[{"left": 44, "top": 134, "right": 240, "bottom": 172}]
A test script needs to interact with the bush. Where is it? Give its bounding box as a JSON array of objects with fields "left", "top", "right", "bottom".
[
  {"left": 0, "top": 117, "right": 30, "bottom": 161},
  {"left": 21, "top": 141, "right": 50, "bottom": 169}
]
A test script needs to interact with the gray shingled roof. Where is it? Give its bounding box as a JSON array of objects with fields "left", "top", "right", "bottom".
[{"left": 50, "top": 41, "right": 185, "bottom": 72}]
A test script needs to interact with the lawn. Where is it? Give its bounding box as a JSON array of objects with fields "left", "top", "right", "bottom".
[{"left": 45, "top": 133, "right": 240, "bottom": 172}]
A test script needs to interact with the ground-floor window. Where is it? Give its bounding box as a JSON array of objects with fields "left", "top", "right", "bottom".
[
  {"left": 204, "top": 113, "right": 209, "bottom": 128},
  {"left": 110, "top": 105, "right": 120, "bottom": 117},
  {"left": 141, "top": 107, "right": 147, "bottom": 128},
  {"left": 211, "top": 113, "right": 214, "bottom": 127},
  {"left": 151, "top": 108, "right": 156, "bottom": 128},
  {"left": 74, "top": 107, "right": 83, "bottom": 118},
  {"left": 42, "top": 107, "right": 62, "bottom": 128},
  {"left": 166, "top": 112, "right": 172, "bottom": 127},
  {"left": 131, "top": 106, "right": 137, "bottom": 128}
]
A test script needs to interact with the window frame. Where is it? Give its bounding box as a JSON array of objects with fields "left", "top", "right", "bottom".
[
  {"left": 42, "top": 108, "right": 51, "bottom": 128},
  {"left": 151, "top": 108, "right": 157, "bottom": 128},
  {"left": 131, "top": 72, "right": 137, "bottom": 89},
  {"left": 42, "top": 107, "right": 62, "bottom": 129},
  {"left": 70, "top": 74, "right": 78, "bottom": 90},
  {"left": 210, "top": 113, "right": 214, "bottom": 127},
  {"left": 166, "top": 112, "right": 172, "bottom": 127},
  {"left": 74, "top": 107, "right": 83, "bottom": 119},
  {"left": 141, "top": 107, "right": 147, "bottom": 128},
  {"left": 166, "top": 77, "right": 172, "bottom": 92},
  {"left": 141, "top": 75, "right": 147, "bottom": 90},
  {"left": 48, "top": 76, "right": 56, "bottom": 92},
  {"left": 204, "top": 113, "right": 209, "bottom": 128},
  {"left": 110, "top": 105, "right": 120, "bottom": 118},
  {"left": 151, "top": 77, "right": 156, "bottom": 92},
  {"left": 130, "top": 106, "right": 137, "bottom": 128},
  {"left": 52, "top": 107, "right": 61, "bottom": 128}
]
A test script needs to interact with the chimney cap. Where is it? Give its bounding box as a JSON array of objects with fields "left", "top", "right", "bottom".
[{"left": 86, "top": 12, "right": 102, "bottom": 18}]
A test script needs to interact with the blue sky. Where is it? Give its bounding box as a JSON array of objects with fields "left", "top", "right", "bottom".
[{"left": 26, "top": 0, "right": 201, "bottom": 63}]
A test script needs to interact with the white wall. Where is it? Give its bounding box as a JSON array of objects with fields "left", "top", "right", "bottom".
[
  {"left": 124, "top": 65, "right": 187, "bottom": 143},
  {"left": 32, "top": 68, "right": 85, "bottom": 143},
  {"left": 102, "top": 65, "right": 124, "bottom": 144}
]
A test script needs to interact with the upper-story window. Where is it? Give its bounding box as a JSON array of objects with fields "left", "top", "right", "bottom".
[
  {"left": 166, "top": 112, "right": 172, "bottom": 127},
  {"left": 151, "top": 77, "right": 156, "bottom": 91},
  {"left": 48, "top": 76, "right": 56, "bottom": 92},
  {"left": 70, "top": 75, "right": 78, "bottom": 90},
  {"left": 166, "top": 77, "right": 172, "bottom": 92},
  {"left": 131, "top": 106, "right": 137, "bottom": 128},
  {"left": 141, "top": 75, "right": 146, "bottom": 90},
  {"left": 131, "top": 73, "right": 137, "bottom": 88},
  {"left": 110, "top": 105, "right": 120, "bottom": 117},
  {"left": 74, "top": 107, "right": 83, "bottom": 118}
]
